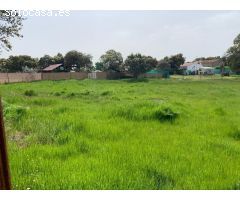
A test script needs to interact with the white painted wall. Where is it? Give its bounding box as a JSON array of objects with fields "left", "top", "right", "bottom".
[{"left": 186, "top": 63, "right": 203, "bottom": 72}]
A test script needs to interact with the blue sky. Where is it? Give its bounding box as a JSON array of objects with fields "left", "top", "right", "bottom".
[{"left": 1, "top": 10, "right": 240, "bottom": 63}]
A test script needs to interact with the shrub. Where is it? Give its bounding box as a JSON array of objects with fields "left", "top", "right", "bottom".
[
  {"left": 114, "top": 103, "right": 179, "bottom": 122},
  {"left": 54, "top": 92, "right": 61, "bottom": 96},
  {"left": 24, "top": 90, "right": 37, "bottom": 97},
  {"left": 101, "top": 91, "right": 111, "bottom": 96},
  {"left": 230, "top": 129, "right": 240, "bottom": 141},
  {"left": 66, "top": 92, "right": 76, "bottom": 98},
  {"left": 3, "top": 101, "right": 27, "bottom": 121},
  {"left": 153, "top": 107, "right": 179, "bottom": 121}
]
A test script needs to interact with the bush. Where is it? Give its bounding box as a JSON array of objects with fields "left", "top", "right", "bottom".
[
  {"left": 54, "top": 92, "right": 61, "bottom": 96},
  {"left": 3, "top": 101, "right": 27, "bottom": 121},
  {"left": 230, "top": 129, "right": 240, "bottom": 141},
  {"left": 154, "top": 107, "right": 179, "bottom": 121},
  {"left": 114, "top": 103, "right": 179, "bottom": 122},
  {"left": 24, "top": 90, "right": 37, "bottom": 97},
  {"left": 101, "top": 91, "right": 112, "bottom": 96}
]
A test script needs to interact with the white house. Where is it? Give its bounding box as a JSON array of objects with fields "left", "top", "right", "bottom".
[{"left": 180, "top": 62, "right": 203, "bottom": 75}]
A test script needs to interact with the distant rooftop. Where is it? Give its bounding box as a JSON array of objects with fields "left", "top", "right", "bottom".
[{"left": 43, "top": 64, "right": 63, "bottom": 72}]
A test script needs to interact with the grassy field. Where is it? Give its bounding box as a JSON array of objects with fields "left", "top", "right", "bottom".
[{"left": 1, "top": 77, "right": 240, "bottom": 190}]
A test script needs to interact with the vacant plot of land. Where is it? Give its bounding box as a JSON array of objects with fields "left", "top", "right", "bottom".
[{"left": 1, "top": 78, "right": 240, "bottom": 189}]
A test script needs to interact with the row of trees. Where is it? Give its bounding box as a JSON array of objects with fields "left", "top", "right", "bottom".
[
  {"left": 0, "top": 51, "right": 92, "bottom": 73},
  {"left": 97, "top": 50, "right": 185, "bottom": 77},
  {"left": 0, "top": 49, "right": 186, "bottom": 77}
]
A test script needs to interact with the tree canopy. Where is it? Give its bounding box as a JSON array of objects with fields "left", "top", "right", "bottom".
[
  {"left": 0, "top": 10, "right": 24, "bottom": 53},
  {"left": 156, "top": 60, "right": 171, "bottom": 71},
  {"left": 64, "top": 50, "right": 92, "bottom": 72},
  {"left": 125, "top": 53, "right": 157, "bottom": 78},
  {"left": 225, "top": 33, "right": 240, "bottom": 70},
  {"left": 163, "top": 53, "right": 185, "bottom": 73},
  {"left": 100, "top": 49, "right": 123, "bottom": 72},
  {"left": 38, "top": 55, "right": 55, "bottom": 69},
  {"left": 1, "top": 55, "right": 37, "bottom": 72}
]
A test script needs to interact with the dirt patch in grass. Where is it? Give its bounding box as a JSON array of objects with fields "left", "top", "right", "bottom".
[{"left": 9, "top": 131, "right": 28, "bottom": 148}]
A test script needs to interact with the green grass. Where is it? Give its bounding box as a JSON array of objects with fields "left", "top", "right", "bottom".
[{"left": 1, "top": 78, "right": 240, "bottom": 190}]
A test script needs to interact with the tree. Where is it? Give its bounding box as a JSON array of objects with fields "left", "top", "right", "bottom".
[
  {"left": 0, "top": 58, "right": 7, "bottom": 72},
  {"left": 0, "top": 10, "right": 24, "bottom": 53},
  {"left": 53, "top": 53, "right": 64, "bottom": 64},
  {"left": 100, "top": 49, "right": 123, "bottom": 71},
  {"left": 125, "top": 53, "right": 157, "bottom": 78},
  {"left": 38, "top": 55, "right": 54, "bottom": 69},
  {"left": 4, "top": 55, "right": 38, "bottom": 72},
  {"left": 156, "top": 60, "right": 171, "bottom": 71},
  {"left": 225, "top": 33, "right": 240, "bottom": 71},
  {"left": 194, "top": 56, "right": 221, "bottom": 61},
  {"left": 164, "top": 53, "right": 185, "bottom": 73},
  {"left": 95, "top": 62, "right": 104, "bottom": 71},
  {"left": 64, "top": 50, "right": 92, "bottom": 72}
]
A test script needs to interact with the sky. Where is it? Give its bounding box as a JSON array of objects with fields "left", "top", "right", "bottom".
[{"left": 1, "top": 10, "right": 240, "bottom": 63}]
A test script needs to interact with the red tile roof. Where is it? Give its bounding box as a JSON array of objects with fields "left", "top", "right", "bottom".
[{"left": 43, "top": 64, "right": 63, "bottom": 71}]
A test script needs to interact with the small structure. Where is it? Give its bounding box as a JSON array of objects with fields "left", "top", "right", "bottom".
[
  {"left": 180, "top": 62, "right": 203, "bottom": 75},
  {"left": 42, "top": 64, "right": 65, "bottom": 72}
]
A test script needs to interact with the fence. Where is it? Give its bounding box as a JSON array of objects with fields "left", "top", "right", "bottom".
[
  {"left": 88, "top": 72, "right": 126, "bottom": 80},
  {"left": 41, "top": 72, "right": 88, "bottom": 81},
  {"left": 0, "top": 72, "right": 88, "bottom": 84},
  {"left": 0, "top": 73, "right": 41, "bottom": 84},
  {"left": 0, "top": 72, "right": 127, "bottom": 84},
  {"left": 0, "top": 71, "right": 165, "bottom": 84}
]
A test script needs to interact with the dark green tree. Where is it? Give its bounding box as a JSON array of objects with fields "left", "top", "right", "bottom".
[
  {"left": 125, "top": 53, "right": 157, "bottom": 78},
  {"left": 38, "top": 55, "right": 54, "bottom": 69},
  {"left": 164, "top": 53, "right": 185, "bottom": 73},
  {"left": 100, "top": 49, "right": 123, "bottom": 71},
  {"left": 156, "top": 60, "right": 171, "bottom": 71},
  {"left": 53, "top": 53, "right": 64, "bottom": 64},
  {"left": 64, "top": 50, "right": 92, "bottom": 71},
  {"left": 5, "top": 55, "right": 37, "bottom": 72},
  {"left": 225, "top": 33, "right": 240, "bottom": 71},
  {"left": 95, "top": 62, "right": 104, "bottom": 71}
]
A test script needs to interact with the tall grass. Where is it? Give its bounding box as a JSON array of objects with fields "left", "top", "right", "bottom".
[{"left": 1, "top": 78, "right": 240, "bottom": 189}]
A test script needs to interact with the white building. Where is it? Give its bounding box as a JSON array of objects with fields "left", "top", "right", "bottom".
[{"left": 180, "top": 62, "right": 203, "bottom": 75}]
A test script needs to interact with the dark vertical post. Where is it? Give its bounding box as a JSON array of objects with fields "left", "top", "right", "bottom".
[{"left": 0, "top": 97, "right": 11, "bottom": 190}]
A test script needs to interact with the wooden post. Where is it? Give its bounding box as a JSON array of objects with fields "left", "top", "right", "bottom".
[{"left": 0, "top": 97, "right": 11, "bottom": 190}]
